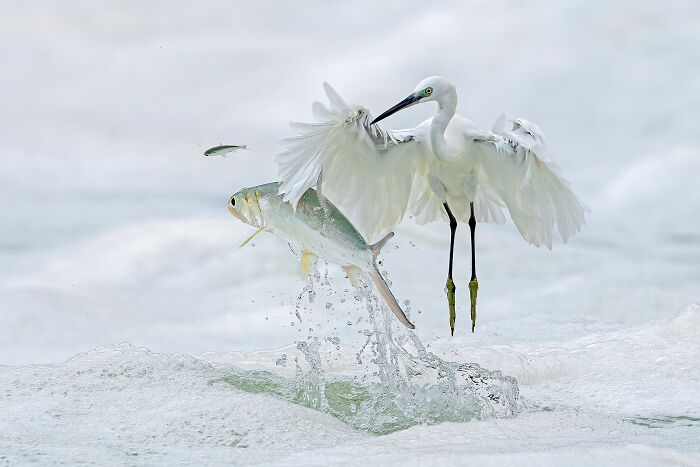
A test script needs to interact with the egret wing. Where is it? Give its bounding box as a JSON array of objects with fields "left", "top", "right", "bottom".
[
  {"left": 276, "top": 83, "right": 431, "bottom": 242},
  {"left": 465, "top": 119, "right": 589, "bottom": 249}
]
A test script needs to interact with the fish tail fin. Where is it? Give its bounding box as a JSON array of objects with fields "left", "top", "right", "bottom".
[
  {"left": 369, "top": 232, "right": 394, "bottom": 258},
  {"left": 369, "top": 269, "right": 415, "bottom": 329}
]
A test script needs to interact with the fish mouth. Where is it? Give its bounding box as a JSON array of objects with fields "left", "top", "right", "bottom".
[{"left": 228, "top": 204, "right": 250, "bottom": 224}]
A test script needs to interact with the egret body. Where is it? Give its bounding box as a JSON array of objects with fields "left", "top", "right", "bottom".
[{"left": 276, "top": 77, "right": 588, "bottom": 334}]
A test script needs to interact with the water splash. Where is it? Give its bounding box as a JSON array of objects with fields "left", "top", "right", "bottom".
[{"left": 220, "top": 269, "right": 519, "bottom": 434}]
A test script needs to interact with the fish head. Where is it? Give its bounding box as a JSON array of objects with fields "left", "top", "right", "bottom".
[{"left": 228, "top": 188, "right": 262, "bottom": 227}]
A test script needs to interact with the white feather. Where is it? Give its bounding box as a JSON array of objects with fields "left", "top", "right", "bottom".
[
  {"left": 277, "top": 79, "right": 588, "bottom": 249},
  {"left": 465, "top": 118, "right": 589, "bottom": 249},
  {"left": 276, "top": 83, "right": 431, "bottom": 242}
]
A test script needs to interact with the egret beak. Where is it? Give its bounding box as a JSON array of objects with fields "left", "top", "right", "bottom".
[{"left": 371, "top": 93, "right": 421, "bottom": 125}]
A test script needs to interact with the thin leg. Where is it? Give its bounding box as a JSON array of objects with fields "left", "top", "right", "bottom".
[
  {"left": 444, "top": 203, "right": 457, "bottom": 336},
  {"left": 468, "top": 202, "right": 479, "bottom": 332}
]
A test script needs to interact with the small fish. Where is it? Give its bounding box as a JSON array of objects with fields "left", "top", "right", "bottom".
[
  {"left": 204, "top": 145, "right": 247, "bottom": 157},
  {"left": 228, "top": 182, "right": 415, "bottom": 329}
]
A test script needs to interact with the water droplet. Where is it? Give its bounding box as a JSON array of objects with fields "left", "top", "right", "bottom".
[{"left": 228, "top": 265, "right": 520, "bottom": 434}]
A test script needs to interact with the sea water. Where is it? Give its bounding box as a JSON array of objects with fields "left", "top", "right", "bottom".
[{"left": 216, "top": 273, "right": 519, "bottom": 434}]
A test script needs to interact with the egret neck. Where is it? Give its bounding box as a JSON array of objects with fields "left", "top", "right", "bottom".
[{"left": 429, "top": 89, "right": 457, "bottom": 160}]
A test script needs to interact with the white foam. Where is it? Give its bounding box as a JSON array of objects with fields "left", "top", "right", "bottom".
[{"left": 3, "top": 306, "right": 699, "bottom": 465}]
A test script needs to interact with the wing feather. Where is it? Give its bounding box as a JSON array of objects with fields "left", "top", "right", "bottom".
[
  {"left": 276, "top": 83, "right": 431, "bottom": 242},
  {"left": 466, "top": 119, "right": 589, "bottom": 249}
]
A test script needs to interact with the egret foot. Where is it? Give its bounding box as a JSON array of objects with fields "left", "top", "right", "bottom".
[
  {"left": 468, "top": 278, "right": 478, "bottom": 332},
  {"left": 446, "top": 276, "right": 456, "bottom": 336}
]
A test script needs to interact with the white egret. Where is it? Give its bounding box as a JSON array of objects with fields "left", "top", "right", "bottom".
[{"left": 276, "top": 76, "right": 588, "bottom": 334}]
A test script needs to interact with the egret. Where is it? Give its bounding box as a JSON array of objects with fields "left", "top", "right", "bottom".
[{"left": 276, "top": 76, "right": 588, "bottom": 334}]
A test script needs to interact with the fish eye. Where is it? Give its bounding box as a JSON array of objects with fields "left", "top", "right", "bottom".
[
  {"left": 425, "top": 87, "right": 433, "bottom": 95},
  {"left": 230, "top": 197, "right": 236, "bottom": 207}
]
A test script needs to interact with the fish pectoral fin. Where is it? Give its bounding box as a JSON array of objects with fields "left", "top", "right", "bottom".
[
  {"left": 301, "top": 250, "right": 318, "bottom": 278},
  {"left": 240, "top": 227, "right": 264, "bottom": 248},
  {"left": 343, "top": 266, "right": 362, "bottom": 287}
]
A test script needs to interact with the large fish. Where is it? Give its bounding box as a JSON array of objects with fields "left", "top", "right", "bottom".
[{"left": 228, "top": 182, "right": 415, "bottom": 329}]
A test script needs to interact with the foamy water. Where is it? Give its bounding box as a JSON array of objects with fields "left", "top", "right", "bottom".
[
  {"left": 2, "top": 1, "right": 700, "bottom": 465},
  {"left": 3, "top": 305, "right": 698, "bottom": 465}
]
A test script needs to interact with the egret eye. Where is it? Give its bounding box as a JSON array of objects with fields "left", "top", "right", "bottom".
[{"left": 425, "top": 87, "right": 433, "bottom": 95}]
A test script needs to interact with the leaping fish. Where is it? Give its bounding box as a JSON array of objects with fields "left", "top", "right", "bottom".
[{"left": 228, "top": 182, "right": 415, "bottom": 329}]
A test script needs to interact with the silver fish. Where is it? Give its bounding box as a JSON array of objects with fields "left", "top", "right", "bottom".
[
  {"left": 204, "top": 145, "right": 247, "bottom": 157},
  {"left": 228, "top": 182, "right": 415, "bottom": 329}
]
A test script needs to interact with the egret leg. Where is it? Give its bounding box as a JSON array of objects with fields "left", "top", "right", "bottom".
[
  {"left": 444, "top": 203, "right": 457, "bottom": 336},
  {"left": 468, "top": 202, "right": 479, "bottom": 332}
]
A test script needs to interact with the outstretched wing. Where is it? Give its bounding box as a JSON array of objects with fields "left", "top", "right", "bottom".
[
  {"left": 465, "top": 119, "right": 589, "bottom": 249},
  {"left": 276, "top": 83, "right": 432, "bottom": 242}
]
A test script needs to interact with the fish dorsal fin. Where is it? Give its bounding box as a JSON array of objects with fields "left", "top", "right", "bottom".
[
  {"left": 369, "top": 232, "right": 394, "bottom": 258},
  {"left": 316, "top": 168, "right": 330, "bottom": 213},
  {"left": 301, "top": 250, "right": 318, "bottom": 278}
]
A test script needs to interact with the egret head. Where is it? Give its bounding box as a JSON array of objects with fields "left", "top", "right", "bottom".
[{"left": 371, "top": 76, "right": 456, "bottom": 125}]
